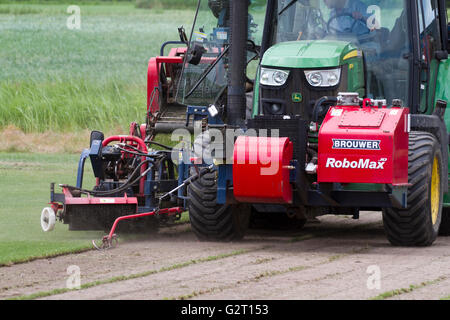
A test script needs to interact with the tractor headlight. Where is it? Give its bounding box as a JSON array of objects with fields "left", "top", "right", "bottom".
[
  {"left": 260, "top": 68, "right": 290, "bottom": 87},
  {"left": 305, "top": 68, "right": 341, "bottom": 87}
]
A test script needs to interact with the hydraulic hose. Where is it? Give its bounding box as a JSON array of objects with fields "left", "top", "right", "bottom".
[
  {"left": 63, "top": 159, "right": 153, "bottom": 197},
  {"left": 312, "top": 96, "right": 338, "bottom": 123}
]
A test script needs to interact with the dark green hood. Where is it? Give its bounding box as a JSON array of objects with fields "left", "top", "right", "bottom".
[{"left": 261, "top": 40, "right": 359, "bottom": 69}]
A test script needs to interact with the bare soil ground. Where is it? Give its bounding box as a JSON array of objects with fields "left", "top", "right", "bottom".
[
  {"left": 0, "top": 126, "right": 91, "bottom": 154},
  {"left": 0, "top": 126, "right": 120, "bottom": 154},
  {"left": 1, "top": 212, "right": 450, "bottom": 300}
]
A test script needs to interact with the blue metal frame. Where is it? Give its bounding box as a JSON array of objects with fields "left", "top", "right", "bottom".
[
  {"left": 217, "top": 164, "right": 233, "bottom": 205},
  {"left": 76, "top": 149, "right": 91, "bottom": 189},
  {"left": 186, "top": 105, "right": 224, "bottom": 127}
]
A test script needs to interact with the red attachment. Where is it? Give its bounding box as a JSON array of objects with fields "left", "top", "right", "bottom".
[
  {"left": 103, "top": 135, "right": 148, "bottom": 153},
  {"left": 129, "top": 122, "right": 138, "bottom": 136},
  {"left": 318, "top": 105, "right": 409, "bottom": 185},
  {"left": 233, "top": 136, "right": 294, "bottom": 204},
  {"left": 147, "top": 47, "right": 187, "bottom": 114},
  {"left": 61, "top": 186, "right": 139, "bottom": 214},
  {"left": 102, "top": 135, "right": 148, "bottom": 195},
  {"left": 140, "top": 124, "right": 147, "bottom": 140},
  {"left": 362, "top": 98, "right": 374, "bottom": 108},
  {"left": 50, "top": 202, "right": 63, "bottom": 214},
  {"left": 147, "top": 56, "right": 184, "bottom": 114},
  {"left": 146, "top": 47, "right": 220, "bottom": 114},
  {"left": 106, "top": 207, "right": 183, "bottom": 241},
  {"left": 64, "top": 191, "right": 138, "bottom": 206}
]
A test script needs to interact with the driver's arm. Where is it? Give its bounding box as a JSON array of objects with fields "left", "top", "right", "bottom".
[{"left": 348, "top": 0, "right": 370, "bottom": 23}]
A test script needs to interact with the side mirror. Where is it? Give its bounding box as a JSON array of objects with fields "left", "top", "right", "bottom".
[{"left": 178, "top": 26, "right": 188, "bottom": 44}]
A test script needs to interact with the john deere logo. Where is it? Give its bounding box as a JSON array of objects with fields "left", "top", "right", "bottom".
[{"left": 292, "top": 93, "right": 303, "bottom": 103}]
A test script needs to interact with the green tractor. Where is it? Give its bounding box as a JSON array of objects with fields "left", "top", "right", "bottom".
[{"left": 165, "top": 0, "right": 450, "bottom": 246}]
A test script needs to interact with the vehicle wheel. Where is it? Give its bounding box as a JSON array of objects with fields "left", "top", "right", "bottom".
[
  {"left": 439, "top": 207, "right": 450, "bottom": 236},
  {"left": 188, "top": 168, "right": 250, "bottom": 241},
  {"left": 382, "top": 132, "right": 443, "bottom": 246},
  {"left": 41, "top": 207, "right": 56, "bottom": 232}
]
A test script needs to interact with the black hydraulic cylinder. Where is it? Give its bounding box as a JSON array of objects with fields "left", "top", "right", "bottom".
[{"left": 227, "top": 0, "right": 248, "bottom": 127}]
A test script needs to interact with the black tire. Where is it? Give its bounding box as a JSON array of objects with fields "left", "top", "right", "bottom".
[
  {"left": 439, "top": 207, "right": 450, "bottom": 236},
  {"left": 188, "top": 169, "right": 251, "bottom": 241},
  {"left": 382, "top": 132, "right": 443, "bottom": 247}
]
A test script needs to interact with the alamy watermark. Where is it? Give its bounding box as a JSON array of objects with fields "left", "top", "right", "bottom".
[
  {"left": 66, "top": 265, "right": 81, "bottom": 290},
  {"left": 170, "top": 127, "right": 282, "bottom": 176},
  {"left": 366, "top": 5, "right": 382, "bottom": 30},
  {"left": 366, "top": 265, "right": 381, "bottom": 290},
  {"left": 67, "top": 5, "right": 81, "bottom": 30}
]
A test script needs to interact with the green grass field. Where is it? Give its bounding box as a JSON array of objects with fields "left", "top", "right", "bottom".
[
  {"left": 0, "top": 152, "right": 102, "bottom": 265},
  {"left": 0, "top": 2, "right": 194, "bottom": 133}
]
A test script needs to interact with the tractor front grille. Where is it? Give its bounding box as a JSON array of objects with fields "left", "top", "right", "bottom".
[
  {"left": 246, "top": 115, "right": 307, "bottom": 166},
  {"left": 259, "top": 67, "right": 348, "bottom": 123}
]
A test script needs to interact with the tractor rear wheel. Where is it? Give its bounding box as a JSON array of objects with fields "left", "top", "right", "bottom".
[
  {"left": 382, "top": 132, "right": 443, "bottom": 246},
  {"left": 188, "top": 169, "right": 251, "bottom": 241}
]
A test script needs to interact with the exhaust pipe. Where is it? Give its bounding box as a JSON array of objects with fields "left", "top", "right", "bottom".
[{"left": 227, "top": 0, "right": 248, "bottom": 127}]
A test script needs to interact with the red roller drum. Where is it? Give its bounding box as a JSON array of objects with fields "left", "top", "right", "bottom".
[{"left": 233, "top": 136, "right": 294, "bottom": 204}]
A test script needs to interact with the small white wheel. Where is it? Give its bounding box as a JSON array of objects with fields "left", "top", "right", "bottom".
[{"left": 41, "top": 207, "right": 56, "bottom": 232}]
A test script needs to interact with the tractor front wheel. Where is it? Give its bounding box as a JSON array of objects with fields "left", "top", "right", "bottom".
[
  {"left": 382, "top": 132, "right": 443, "bottom": 246},
  {"left": 188, "top": 169, "right": 251, "bottom": 242}
]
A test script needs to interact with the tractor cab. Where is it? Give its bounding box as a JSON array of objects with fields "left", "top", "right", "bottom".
[
  {"left": 176, "top": 0, "right": 448, "bottom": 124},
  {"left": 257, "top": 0, "right": 411, "bottom": 118},
  {"left": 255, "top": 0, "right": 449, "bottom": 120}
]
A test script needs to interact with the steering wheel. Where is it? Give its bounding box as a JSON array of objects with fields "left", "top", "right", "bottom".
[{"left": 327, "top": 12, "right": 362, "bottom": 34}]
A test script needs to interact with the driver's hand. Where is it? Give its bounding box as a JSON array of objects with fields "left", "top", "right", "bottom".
[{"left": 352, "top": 11, "right": 364, "bottom": 21}]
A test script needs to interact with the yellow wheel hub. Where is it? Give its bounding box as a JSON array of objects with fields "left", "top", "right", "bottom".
[{"left": 431, "top": 157, "right": 440, "bottom": 225}]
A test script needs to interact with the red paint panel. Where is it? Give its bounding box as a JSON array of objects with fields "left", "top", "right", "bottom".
[
  {"left": 65, "top": 196, "right": 138, "bottom": 206},
  {"left": 318, "top": 106, "right": 409, "bottom": 185},
  {"left": 147, "top": 56, "right": 184, "bottom": 114},
  {"left": 146, "top": 47, "right": 218, "bottom": 114},
  {"left": 233, "top": 136, "right": 294, "bottom": 204}
]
